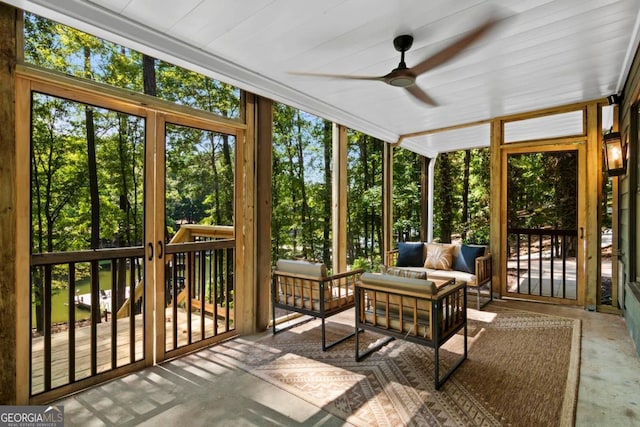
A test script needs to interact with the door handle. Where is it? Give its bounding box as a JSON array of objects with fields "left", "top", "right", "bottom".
[
  {"left": 147, "top": 242, "right": 154, "bottom": 261},
  {"left": 580, "top": 227, "right": 584, "bottom": 239},
  {"left": 157, "top": 241, "right": 163, "bottom": 259}
]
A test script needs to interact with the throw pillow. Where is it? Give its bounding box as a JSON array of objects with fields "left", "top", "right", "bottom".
[
  {"left": 396, "top": 242, "right": 424, "bottom": 267},
  {"left": 385, "top": 267, "right": 427, "bottom": 280},
  {"left": 453, "top": 244, "right": 486, "bottom": 274},
  {"left": 424, "top": 243, "right": 454, "bottom": 270}
]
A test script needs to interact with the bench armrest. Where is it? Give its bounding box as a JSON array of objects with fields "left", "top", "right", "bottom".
[
  {"left": 385, "top": 250, "right": 399, "bottom": 267},
  {"left": 475, "top": 253, "right": 492, "bottom": 286}
]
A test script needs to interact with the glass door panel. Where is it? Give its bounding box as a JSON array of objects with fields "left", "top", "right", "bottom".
[
  {"left": 162, "top": 121, "right": 236, "bottom": 355},
  {"left": 505, "top": 149, "right": 580, "bottom": 302},
  {"left": 29, "top": 92, "right": 146, "bottom": 396}
]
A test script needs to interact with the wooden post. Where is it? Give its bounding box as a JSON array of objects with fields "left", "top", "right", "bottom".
[
  {"left": 489, "top": 119, "right": 502, "bottom": 299},
  {"left": 586, "top": 102, "right": 602, "bottom": 309},
  {"left": 611, "top": 104, "right": 620, "bottom": 309},
  {"left": 255, "top": 96, "right": 272, "bottom": 330},
  {"left": 332, "top": 124, "right": 348, "bottom": 273},
  {"left": 236, "top": 93, "right": 257, "bottom": 334},
  {"left": 0, "top": 3, "right": 18, "bottom": 404}
]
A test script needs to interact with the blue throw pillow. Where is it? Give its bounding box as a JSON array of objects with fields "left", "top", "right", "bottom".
[
  {"left": 453, "top": 245, "right": 485, "bottom": 274},
  {"left": 396, "top": 242, "right": 424, "bottom": 267}
]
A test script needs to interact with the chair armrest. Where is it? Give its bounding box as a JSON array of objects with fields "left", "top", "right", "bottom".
[
  {"left": 273, "top": 268, "right": 363, "bottom": 282},
  {"left": 385, "top": 250, "right": 398, "bottom": 267},
  {"left": 325, "top": 268, "right": 364, "bottom": 281},
  {"left": 475, "top": 253, "right": 492, "bottom": 286}
]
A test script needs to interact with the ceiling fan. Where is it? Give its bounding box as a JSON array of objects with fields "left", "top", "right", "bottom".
[{"left": 289, "top": 16, "right": 499, "bottom": 106}]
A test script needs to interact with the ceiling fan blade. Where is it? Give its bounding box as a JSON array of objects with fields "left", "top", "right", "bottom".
[
  {"left": 405, "top": 85, "right": 438, "bottom": 106},
  {"left": 410, "top": 16, "right": 500, "bottom": 76},
  {"left": 288, "top": 71, "right": 384, "bottom": 81}
]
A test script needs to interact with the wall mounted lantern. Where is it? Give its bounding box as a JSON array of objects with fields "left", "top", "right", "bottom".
[{"left": 603, "top": 131, "right": 627, "bottom": 177}]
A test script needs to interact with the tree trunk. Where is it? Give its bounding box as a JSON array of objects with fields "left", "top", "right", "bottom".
[
  {"left": 32, "top": 144, "right": 45, "bottom": 333},
  {"left": 211, "top": 133, "right": 222, "bottom": 224},
  {"left": 295, "top": 111, "right": 311, "bottom": 258},
  {"left": 462, "top": 149, "right": 471, "bottom": 240},
  {"left": 84, "top": 46, "right": 100, "bottom": 250},
  {"left": 436, "top": 152, "right": 453, "bottom": 243},
  {"left": 143, "top": 55, "right": 156, "bottom": 96},
  {"left": 222, "top": 134, "right": 234, "bottom": 222}
]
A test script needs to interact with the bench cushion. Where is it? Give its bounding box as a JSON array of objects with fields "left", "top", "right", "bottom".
[{"left": 276, "top": 259, "right": 326, "bottom": 277}]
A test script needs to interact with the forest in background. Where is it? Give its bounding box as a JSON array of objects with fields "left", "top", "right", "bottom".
[
  {"left": 26, "top": 11, "right": 614, "bottom": 323},
  {"left": 26, "top": 12, "right": 492, "bottom": 280}
]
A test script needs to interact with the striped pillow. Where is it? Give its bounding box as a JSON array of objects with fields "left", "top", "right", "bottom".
[{"left": 385, "top": 267, "right": 427, "bottom": 280}]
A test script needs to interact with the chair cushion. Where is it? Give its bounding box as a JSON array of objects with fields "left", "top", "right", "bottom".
[
  {"left": 453, "top": 244, "right": 486, "bottom": 274},
  {"left": 424, "top": 243, "right": 454, "bottom": 270},
  {"left": 396, "top": 242, "right": 424, "bottom": 267},
  {"left": 275, "top": 259, "right": 326, "bottom": 277},
  {"left": 361, "top": 272, "right": 437, "bottom": 294}
]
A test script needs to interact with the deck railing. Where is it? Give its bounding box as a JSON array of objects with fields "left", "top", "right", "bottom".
[
  {"left": 29, "top": 224, "right": 235, "bottom": 399},
  {"left": 506, "top": 227, "right": 578, "bottom": 299},
  {"left": 164, "top": 234, "right": 235, "bottom": 354},
  {"left": 30, "top": 247, "right": 146, "bottom": 397}
]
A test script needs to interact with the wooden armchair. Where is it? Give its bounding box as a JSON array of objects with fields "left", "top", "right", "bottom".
[
  {"left": 355, "top": 272, "right": 467, "bottom": 390},
  {"left": 271, "top": 259, "right": 363, "bottom": 351}
]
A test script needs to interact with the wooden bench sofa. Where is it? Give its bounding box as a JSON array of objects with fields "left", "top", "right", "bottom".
[
  {"left": 271, "top": 259, "right": 363, "bottom": 350},
  {"left": 355, "top": 272, "right": 467, "bottom": 390},
  {"left": 386, "top": 241, "right": 492, "bottom": 310}
]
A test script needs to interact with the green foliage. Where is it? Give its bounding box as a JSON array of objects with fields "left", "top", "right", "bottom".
[
  {"left": 165, "top": 124, "right": 235, "bottom": 232},
  {"left": 271, "top": 104, "right": 330, "bottom": 264},
  {"left": 432, "top": 148, "right": 490, "bottom": 244},
  {"left": 351, "top": 255, "right": 382, "bottom": 273},
  {"left": 31, "top": 94, "right": 145, "bottom": 252},
  {"left": 347, "top": 130, "right": 383, "bottom": 269},
  {"left": 24, "top": 12, "right": 499, "bottom": 289},
  {"left": 393, "top": 149, "right": 422, "bottom": 241},
  {"left": 507, "top": 151, "right": 577, "bottom": 230},
  {"left": 26, "top": 12, "right": 240, "bottom": 253},
  {"left": 24, "top": 12, "right": 239, "bottom": 117},
  {"left": 156, "top": 60, "right": 240, "bottom": 118}
]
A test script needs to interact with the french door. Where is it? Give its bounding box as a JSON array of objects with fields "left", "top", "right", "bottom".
[
  {"left": 502, "top": 144, "right": 586, "bottom": 305},
  {"left": 21, "top": 75, "right": 242, "bottom": 402},
  {"left": 154, "top": 114, "right": 240, "bottom": 362}
]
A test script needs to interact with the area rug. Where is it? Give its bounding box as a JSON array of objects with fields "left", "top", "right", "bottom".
[{"left": 206, "top": 306, "right": 581, "bottom": 427}]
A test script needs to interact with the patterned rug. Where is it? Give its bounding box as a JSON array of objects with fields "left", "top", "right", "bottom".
[{"left": 206, "top": 306, "right": 581, "bottom": 427}]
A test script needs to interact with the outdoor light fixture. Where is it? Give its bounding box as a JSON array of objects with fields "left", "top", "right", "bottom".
[
  {"left": 607, "top": 93, "right": 622, "bottom": 105},
  {"left": 603, "top": 131, "right": 627, "bottom": 177}
]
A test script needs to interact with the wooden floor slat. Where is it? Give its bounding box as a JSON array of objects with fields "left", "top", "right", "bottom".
[{"left": 31, "top": 307, "right": 232, "bottom": 395}]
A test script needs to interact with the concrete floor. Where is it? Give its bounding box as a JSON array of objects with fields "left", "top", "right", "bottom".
[{"left": 55, "top": 300, "right": 640, "bottom": 426}]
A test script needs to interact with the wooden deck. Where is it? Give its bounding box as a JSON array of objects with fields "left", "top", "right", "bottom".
[{"left": 31, "top": 307, "right": 232, "bottom": 395}]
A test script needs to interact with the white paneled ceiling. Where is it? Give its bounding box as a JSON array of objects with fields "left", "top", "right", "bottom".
[{"left": 7, "top": 0, "right": 640, "bottom": 156}]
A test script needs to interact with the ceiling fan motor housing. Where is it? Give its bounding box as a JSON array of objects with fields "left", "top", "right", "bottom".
[
  {"left": 387, "top": 35, "right": 416, "bottom": 87},
  {"left": 393, "top": 34, "right": 414, "bottom": 53}
]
